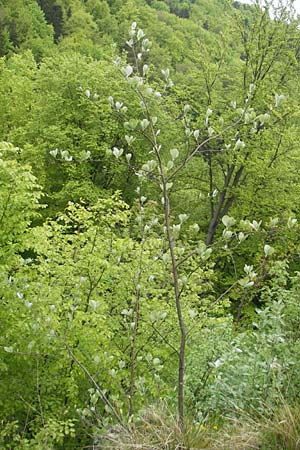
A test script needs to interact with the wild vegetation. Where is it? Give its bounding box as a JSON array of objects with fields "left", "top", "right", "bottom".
[{"left": 1, "top": 0, "right": 300, "bottom": 448}]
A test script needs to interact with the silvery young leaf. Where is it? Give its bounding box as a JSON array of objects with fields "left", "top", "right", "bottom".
[
  {"left": 122, "top": 65, "right": 133, "bottom": 77},
  {"left": 125, "top": 135, "right": 134, "bottom": 145},
  {"left": 112, "top": 147, "right": 123, "bottom": 158},
  {"left": 4, "top": 346, "right": 13, "bottom": 353},
  {"left": 141, "top": 119, "right": 150, "bottom": 130},
  {"left": 193, "top": 129, "right": 200, "bottom": 140},
  {"left": 49, "top": 148, "right": 58, "bottom": 158},
  {"left": 288, "top": 217, "right": 297, "bottom": 228},
  {"left": 264, "top": 244, "right": 275, "bottom": 257},
  {"left": 143, "top": 64, "right": 149, "bottom": 76},
  {"left": 179, "top": 214, "right": 188, "bottom": 223},
  {"left": 223, "top": 229, "right": 233, "bottom": 240},
  {"left": 170, "top": 148, "right": 179, "bottom": 160},
  {"left": 234, "top": 139, "right": 246, "bottom": 150},
  {"left": 222, "top": 215, "right": 236, "bottom": 228},
  {"left": 275, "top": 93, "right": 285, "bottom": 107},
  {"left": 137, "top": 29, "right": 145, "bottom": 40}
]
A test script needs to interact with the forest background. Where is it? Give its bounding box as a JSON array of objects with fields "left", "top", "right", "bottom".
[{"left": 1, "top": 0, "right": 300, "bottom": 448}]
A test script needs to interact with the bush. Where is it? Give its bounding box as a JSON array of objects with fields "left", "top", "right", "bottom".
[{"left": 187, "top": 262, "right": 300, "bottom": 421}]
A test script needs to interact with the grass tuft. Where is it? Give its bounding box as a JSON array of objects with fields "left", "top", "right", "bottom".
[
  {"left": 97, "top": 403, "right": 210, "bottom": 449},
  {"left": 261, "top": 402, "right": 300, "bottom": 450}
]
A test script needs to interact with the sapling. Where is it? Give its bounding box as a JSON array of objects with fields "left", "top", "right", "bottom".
[
  {"left": 105, "top": 21, "right": 267, "bottom": 431},
  {"left": 48, "top": 19, "right": 290, "bottom": 435}
]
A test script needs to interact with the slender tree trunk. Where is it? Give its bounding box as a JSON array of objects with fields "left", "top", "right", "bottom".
[
  {"left": 128, "top": 237, "right": 144, "bottom": 417},
  {"left": 178, "top": 330, "right": 186, "bottom": 431},
  {"left": 128, "top": 288, "right": 140, "bottom": 417},
  {"left": 141, "top": 86, "right": 188, "bottom": 433},
  {"left": 128, "top": 311, "right": 138, "bottom": 417},
  {"left": 162, "top": 180, "right": 187, "bottom": 432}
]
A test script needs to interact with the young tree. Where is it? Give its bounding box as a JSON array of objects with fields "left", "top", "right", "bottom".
[{"left": 103, "top": 19, "right": 276, "bottom": 430}]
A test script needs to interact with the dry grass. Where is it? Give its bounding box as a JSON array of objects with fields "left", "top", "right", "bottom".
[
  {"left": 96, "top": 404, "right": 210, "bottom": 450},
  {"left": 94, "top": 401, "right": 300, "bottom": 450},
  {"left": 211, "top": 401, "right": 300, "bottom": 450},
  {"left": 210, "top": 416, "right": 261, "bottom": 450},
  {"left": 260, "top": 402, "right": 300, "bottom": 450}
]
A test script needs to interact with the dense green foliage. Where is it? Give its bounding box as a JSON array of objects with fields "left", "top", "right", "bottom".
[{"left": 1, "top": 0, "right": 300, "bottom": 448}]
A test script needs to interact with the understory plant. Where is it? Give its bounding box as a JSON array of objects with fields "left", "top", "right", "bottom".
[{"left": 187, "top": 261, "right": 300, "bottom": 422}]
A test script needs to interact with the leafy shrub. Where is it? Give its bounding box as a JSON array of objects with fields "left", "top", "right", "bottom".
[{"left": 187, "top": 262, "right": 300, "bottom": 421}]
